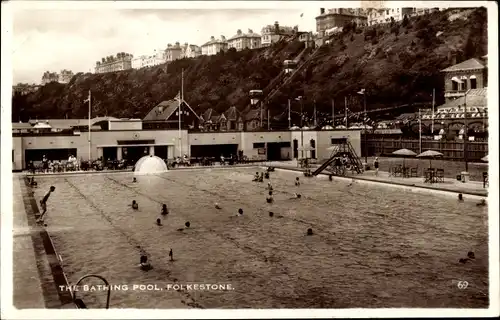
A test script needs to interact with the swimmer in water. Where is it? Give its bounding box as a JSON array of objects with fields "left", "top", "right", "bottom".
[
  {"left": 139, "top": 254, "right": 152, "bottom": 270},
  {"left": 236, "top": 208, "right": 243, "bottom": 216},
  {"left": 133, "top": 177, "right": 137, "bottom": 183},
  {"left": 290, "top": 193, "right": 302, "bottom": 199},
  {"left": 458, "top": 194, "right": 464, "bottom": 201},
  {"left": 169, "top": 249, "right": 174, "bottom": 261},
  {"left": 295, "top": 177, "right": 300, "bottom": 186},
  {"left": 477, "top": 199, "right": 487, "bottom": 206},
  {"left": 266, "top": 191, "right": 274, "bottom": 203},
  {"left": 215, "top": 202, "right": 222, "bottom": 209},
  {"left": 267, "top": 182, "right": 273, "bottom": 191},
  {"left": 30, "top": 177, "right": 38, "bottom": 187},
  {"left": 253, "top": 172, "right": 260, "bottom": 181},
  {"left": 161, "top": 204, "right": 169, "bottom": 215},
  {"left": 156, "top": 218, "right": 162, "bottom": 226},
  {"left": 307, "top": 228, "right": 313, "bottom": 236},
  {"left": 131, "top": 200, "right": 139, "bottom": 210},
  {"left": 347, "top": 178, "right": 355, "bottom": 187}
]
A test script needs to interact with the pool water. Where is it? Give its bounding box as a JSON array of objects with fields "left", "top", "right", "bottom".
[{"left": 30, "top": 168, "right": 489, "bottom": 308}]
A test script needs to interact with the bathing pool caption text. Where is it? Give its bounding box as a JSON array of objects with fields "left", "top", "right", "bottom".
[{"left": 59, "top": 283, "right": 235, "bottom": 292}]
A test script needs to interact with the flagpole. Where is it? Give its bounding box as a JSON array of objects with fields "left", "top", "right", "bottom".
[
  {"left": 267, "top": 109, "right": 270, "bottom": 130},
  {"left": 331, "top": 99, "right": 335, "bottom": 127},
  {"left": 313, "top": 101, "right": 317, "bottom": 127},
  {"left": 419, "top": 108, "right": 422, "bottom": 154},
  {"left": 179, "top": 69, "right": 183, "bottom": 158},
  {"left": 288, "top": 99, "right": 291, "bottom": 129},
  {"left": 88, "top": 90, "right": 91, "bottom": 161},
  {"left": 344, "top": 96, "right": 348, "bottom": 128},
  {"left": 431, "top": 88, "right": 435, "bottom": 135}
]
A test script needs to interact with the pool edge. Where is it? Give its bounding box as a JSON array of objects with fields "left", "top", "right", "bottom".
[{"left": 19, "top": 176, "right": 75, "bottom": 309}]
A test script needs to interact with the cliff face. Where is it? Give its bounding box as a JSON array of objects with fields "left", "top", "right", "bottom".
[{"left": 12, "top": 7, "right": 487, "bottom": 122}]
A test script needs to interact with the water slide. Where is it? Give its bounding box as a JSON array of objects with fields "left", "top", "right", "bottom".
[{"left": 312, "top": 157, "right": 336, "bottom": 176}]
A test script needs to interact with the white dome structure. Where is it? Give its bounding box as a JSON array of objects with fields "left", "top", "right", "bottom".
[{"left": 134, "top": 155, "right": 168, "bottom": 175}]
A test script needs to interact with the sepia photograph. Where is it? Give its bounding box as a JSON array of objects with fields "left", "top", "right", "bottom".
[{"left": 1, "top": 0, "right": 498, "bottom": 318}]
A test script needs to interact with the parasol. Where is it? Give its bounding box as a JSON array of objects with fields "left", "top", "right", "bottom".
[
  {"left": 416, "top": 150, "right": 443, "bottom": 168},
  {"left": 481, "top": 155, "right": 488, "bottom": 162},
  {"left": 392, "top": 148, "right": 417, "bottom": 168}
]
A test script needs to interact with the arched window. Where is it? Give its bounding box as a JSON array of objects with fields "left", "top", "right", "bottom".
[{"left": 470, "top": 75, "right": 477, "bottom": 89}]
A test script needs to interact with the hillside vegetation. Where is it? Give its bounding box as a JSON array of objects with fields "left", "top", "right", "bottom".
[{"left": 12, "top": 7, "right": 487, "bottom": 121}]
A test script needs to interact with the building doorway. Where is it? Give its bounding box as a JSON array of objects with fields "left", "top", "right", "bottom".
[
  {"left": 103, "top": 147, "right": 117, "bottom": 161},
  {"left": 293, "top": 139, "right": 298, "bottom": 158},
  {"left": 310, "top": 139, "right": 316, "bottom": 159},
  {"left": 123, "top": 146, "right": 149, "bottom": 165},
  {"left": 154, "top": 145, "right": 169, "bottom": 161},
  {"left": 190, "top": 144, "right": 238, "bottom": 158},
  {"left": 266, "top": 142, "right": 291, "bottom": 161}
]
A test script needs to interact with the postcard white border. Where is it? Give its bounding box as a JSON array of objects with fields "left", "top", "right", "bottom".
[{"left": 1, "top": 1, "right": 498, "bottom": 318}]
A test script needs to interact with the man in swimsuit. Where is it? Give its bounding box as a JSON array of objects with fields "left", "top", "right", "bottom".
[{"left": 37, "top": 186, "right": 55, "bottom": 223}]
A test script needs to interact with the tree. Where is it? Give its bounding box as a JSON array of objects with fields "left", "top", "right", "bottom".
[{"left": 463, "top": 35, "right": 476, "bottom": 59}]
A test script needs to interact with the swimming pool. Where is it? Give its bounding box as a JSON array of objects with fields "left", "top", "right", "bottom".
[{"left": 28, "top": 167, "right": 489, "bottom": 308}]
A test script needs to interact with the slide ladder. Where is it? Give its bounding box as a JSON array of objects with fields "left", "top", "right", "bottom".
[{"left": 312, "top": 140, "right": 363, "bottom": 176}]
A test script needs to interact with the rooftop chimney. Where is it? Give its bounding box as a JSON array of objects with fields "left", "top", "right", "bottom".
[
  {"left": 210, "top": 36, "right": 215, "bottom": 40},
  {"left": 221, "top": 35, "right": 226, "bottom": 41},
  {"left": 320, "top": 8, "right": 325, "bottom": 14},
  {"left": 248, "top": 29, "right": 253, "bottom": 33},
  {"left": 237, "top": 29, "right": 242, "bottom": 35}
]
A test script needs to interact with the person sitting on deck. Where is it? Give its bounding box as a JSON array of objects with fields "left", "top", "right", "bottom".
[
  {"left": 266, "top": 191, "right": 274, "bottom": 203},
  {"left": 264, "top": 172, "right": 270, "bottom": 179},
  {"left": 477, "top": 199, "right": 487, "bottom": 206},
  {"left": 161, "top": 204, "right": 169, "bottom": 215},
  {"left": 266, "top": 166, "right": 275, "bottom": 172},
  {"left": 258, "top": 172, "right": 264, "bottom": 182},
  {"left": 30, "top": 177, "right": 38, "bottom": 187},
  {"left": 131, "top": 200, "right": 139, "bottom": 210},
  {"left": 290, "top": 193, "right": 302, "bottom": 199}
]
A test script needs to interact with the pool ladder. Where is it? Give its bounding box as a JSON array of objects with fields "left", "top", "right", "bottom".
[{"left": 72, "top": 274, "right": 111, "bottom": 309}]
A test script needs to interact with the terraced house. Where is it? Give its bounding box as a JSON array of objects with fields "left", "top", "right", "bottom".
[
  {"left": 227, "top": 29, "right": 262, "bottom": 51},
  {"left": 95, "top": 53, "right": 133, "bottom": 74},
  {"left": 201, "top": 36, "right": 228, "bottom": 56}
]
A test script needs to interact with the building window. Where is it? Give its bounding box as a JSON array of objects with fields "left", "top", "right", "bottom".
[
  {"left": 253, "top": 142, "right": 265, "bottom": 148},
  {"left": 470, "top": 78, "right": 477, "bottom": 89},
  {"left": 452, "top": 80, "right": 458, "bottom": 91}
]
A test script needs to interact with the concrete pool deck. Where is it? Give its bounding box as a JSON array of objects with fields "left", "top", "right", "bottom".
[
  {"left": 261, "top": 161, "right": 489, "bottom": 198},
  {"left": 13, "top": 176, "right": 74, "bottom": 309}
]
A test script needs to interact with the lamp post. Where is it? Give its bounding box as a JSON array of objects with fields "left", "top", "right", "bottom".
[
  {"left": 296, "top": 96, "right": 304, "bottom": 159},
  {"left": 464, "top": 89, "right": 471, "bottom": 172},
  {"left": 357, "top": 89, "right": 367, "bottom": 164}
]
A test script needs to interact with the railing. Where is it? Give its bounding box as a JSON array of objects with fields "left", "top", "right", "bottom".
[{"left": 362, "top": 138, "right": 488, "bottom": 161}]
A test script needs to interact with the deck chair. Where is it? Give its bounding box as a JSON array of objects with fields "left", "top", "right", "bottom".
[
  {"left": 436, "top": 169, "right": 445, "bottom": 182},
  {"left": 410, "top": 166, "right": 419, "bottom": 177}
]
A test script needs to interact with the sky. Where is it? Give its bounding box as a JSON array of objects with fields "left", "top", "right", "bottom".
[
  {"left": 8, "top": 0, "right": 481, "bottom": 84},
  {"left": 10, "top": 1, "right": 330, "bottom": 84}
]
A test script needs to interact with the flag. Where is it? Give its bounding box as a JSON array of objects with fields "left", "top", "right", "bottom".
[
  {"left": 174, "top": 91, "right": 181, "bottom": 100},
  {"left": 83, "top": 91, "right": 90, "bottom": 103},
  {"left": 300, "top": 13, "right": 304, "bottom": 17},
  {"left": 357, "top": 89, "right": 366, "bottom": 95}
]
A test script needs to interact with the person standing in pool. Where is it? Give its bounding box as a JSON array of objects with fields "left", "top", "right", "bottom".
[{"left": 37, "top": 186, "right": 55, "bottom": 223}]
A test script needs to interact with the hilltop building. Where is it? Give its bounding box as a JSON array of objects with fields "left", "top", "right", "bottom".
[
  {"left": 165, "top": 42, "right": 183, "bottom": 62},
  {"left": 227, "top": 29, "right": 262, "bottom": 51},
  {"left": 181, "top": 43, "right": 202, "bottom": 59},
  {"left": 315, "top": 8, "right": 367, "bottom": 44},
  {"left": 13, "top": 83, "right": 41, "bottom": 96},
  {"left": 59, "top": 70, "right": 75, "bottom": 83},
  {"left": 132, "top": 49, "right": 166, "bottom": 69},
  {"left": 41, "top": 71, "right": 59, "bottom": 85},
  {"left": 366, "top": 7, "right": 415, "bottom": 25},
  {"left": 261, "top": 22, "right": 297, "bottom": 47},
  {"left": 95, "top": 53, "right": 133, "bottom": 74},
  {"left": 201, "top": 36, "right": 228, "bottom": 56}
]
